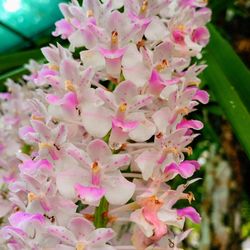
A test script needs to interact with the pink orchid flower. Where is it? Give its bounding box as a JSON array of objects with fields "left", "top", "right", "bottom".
[{"left": 57, "top": 139, "right": 135, "bottom": 205}]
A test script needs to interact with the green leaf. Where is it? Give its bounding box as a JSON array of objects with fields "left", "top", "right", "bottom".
[
  {"left": 0, "top": 67, "right": 28, "bottom": 86},
  {"left": 206, "top": 24, "right": 250, "bottom": 110},
  {"left": 0, "top": 49, "right": 42, "bottom": 73},
  {"left": 203, "top": 25, "right": 250, "bottom": 158}
]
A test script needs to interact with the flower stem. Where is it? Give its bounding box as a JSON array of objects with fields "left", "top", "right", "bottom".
[{"left": 94, "top": 196, "right": 109, "bottom": 228}]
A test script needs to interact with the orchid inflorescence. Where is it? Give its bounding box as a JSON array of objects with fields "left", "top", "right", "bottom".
[{"left": 0, "top": 0, "right": 211, "bottom": 249}]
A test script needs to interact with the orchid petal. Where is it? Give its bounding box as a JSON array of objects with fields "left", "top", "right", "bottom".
[
  {"left": 30, "top": 120, "right": 51, "bottom": 141},
  {"left": 194, "top": 89, "right": 209, "bottom": 104},
  {"left": 130, "top": 209, "right": 154, "bottom": 237},
  {"left": 122, "top": 44, "right": 151, "bottom": 87},
  {"left": 66, "top": 144, "right": 92, "bottom": 166},
  {"left": 113, "top": 80, "right": 137, "bottom": 104},
  {"left": 87, "top": 139, "right": 112, "bottom": 164},
  {"left": 177, "top": 207, "right": 201, "bottom": 224},
  {"left": 87, "top": 228, "right": 115, "bottom": 246},
  {"left": 164, "top": 160, "right": 200, "bottom": 179},
  {"left": 129, "top": 95, "right": 153, "bottom": 112},
  {"left": 54, "top": 124, "right": 68, "bottom": 145},
  {"left": 47, "top": 225, "right": 76, "bottom": 245},
  {"left": 68, "top": 217, "right": 95, "bottom": 240},
  {"left": 80, "top": 49, "right": 105, "bottom": 71},
  {"left": 56, "top": 165, "right": 87, "bottom": 199},
  {"left": 96, "top": 88, "right": 117, "bottom": 110},
  {"left": 177, "top": 119, "right": 204, "bottom": 130},
  {"left": 157, "top": 208, "right": 185, "bottom": 229},
  {"left": 128, "top": 113, "right": 156, "bottom": 142},
  {"left": 103, "top": 172, "right": 135, "bottom": 205},
  {"left": 81, "top": 104, "right": 112, "bottom": 138},
  {"left": 135, "top": 151, "right": 157, "bottom": 180},
  {"left": 108, "top": 153, "right": 131, "bottom": 170}
]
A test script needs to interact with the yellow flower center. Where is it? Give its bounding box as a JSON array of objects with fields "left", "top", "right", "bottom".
[
  {"left": 164, "top": 146, "right": 179, "bottom": 155},
  {"left": 48, "top": 64, "right": 59, "bottom": 71},
  {"left": 188, "top": 81, "right": 200, "bottom": 87},
  {"left": 39, "top": 142, "right": 52, "bottom": 150},
  {"left": 111, "top": 31, "right": 119, "bottom": 48},
  {"left": 86, "top": 9, "right": 94, "bottom": 18},
  {"left": 76, "top": 242, "right": 85, "bottom": 250},
  {"left": 65, "top": 80, "right": 76, "bottom": 92},
  {"left": 177, "top": 107, "right": 190, "bottom": 115},
  {"left": 31, "top": 114, "right": 45, "bottom": 122},
  {"left": 28, "top": 192, "right": 38, "bottom": 203},
  {"left": 140, "top": 0, "right": 148, "bottom": 14},
  {"left": 187, "top": 192, "right": 195, "bottom": 204},
  {"left": 155, "top": 59, "right": 169, "bottom": 72},
  {"left": 118, "top": 103, "right": 127, "bottom": 113},
  {"left": 91, "top": 161, "right": 100, "bottom": 173},
  {"left": 184, "top": 146, "right": 193, "bottom": 156},
  {"left": 177, "top": 24, "right": 186, "bottom": 32}
]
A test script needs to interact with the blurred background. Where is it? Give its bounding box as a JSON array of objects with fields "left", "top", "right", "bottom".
[{"left": 0, "top": 0, "right": 250, "bottom": 249}]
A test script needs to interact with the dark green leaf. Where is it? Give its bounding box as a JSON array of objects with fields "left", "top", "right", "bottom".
[{"left": 203, "top": 37, "right": 250, "bottom": 158}]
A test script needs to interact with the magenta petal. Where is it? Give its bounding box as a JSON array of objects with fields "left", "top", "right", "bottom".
[
  {"left": 194, "top": 89, "right": 209, "bottom": 104},
  {"left": 48, "top": 91, "right": 78, "bottom": 112},
  {"left": 9, "top": 212, "right": 45, "bottom": 227},
  {"left": 99, "top": 47, "right": 127, "bottom": 59},
  {"left": 19, "top": 159, "right": 52, "bottom": 174},
  {"left": 0, "top": 225, "right": 28, "bottom": 242},
  {"left": 172, "top": 30, "right": 185, "bottom": 45},
  {"left": 112, "top": 118, "right": 139, "bottom": 132},
  {"left": 46, "top": 94, "right": 61, "bottom": 104},
  {"left": 0, "top": 93, "right": 11, "bottom": 100},
  {"left": 52, "top": 19, "right": 74, "bottom": 39},
  {"left": 75, "top": 184, "right": 105, "bottom": 204},
  {"left": 62, "top": 92, "right": 78, "bottom": 111},
  {"left": 192, "top": 27, "right": 210, "bottom": 46},
  {"left": 165, "top": 160, "right": 200, "bottom": 179},
  {"left": 38, "top": 159, "right": 53, "bottom": 170},
  {"left": 177, "top": 207, "right": 201, "bottom": 223},
  {"left": 149, "top": 70, "right": 165, "bottom": 95},
  {"left": 177, "top": 119, "right": 204, "bottom": 130}
]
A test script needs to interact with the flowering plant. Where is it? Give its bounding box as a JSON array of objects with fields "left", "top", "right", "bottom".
[{"left": 0, "top": 0, "right": 211, "bottom": 249}]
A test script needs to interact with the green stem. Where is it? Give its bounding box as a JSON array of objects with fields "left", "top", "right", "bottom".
[{"left": 94, "top": 197, "right": 109, "bottom": 228}]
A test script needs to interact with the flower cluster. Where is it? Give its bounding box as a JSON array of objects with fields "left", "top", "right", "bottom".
[{"left": 0, "top": 0, "right": 211, "bottom": 249}]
